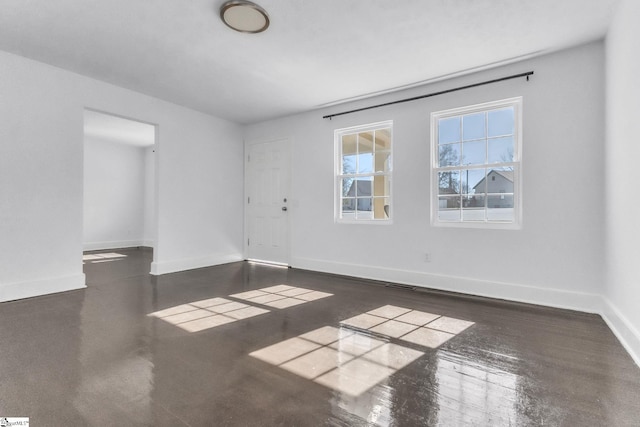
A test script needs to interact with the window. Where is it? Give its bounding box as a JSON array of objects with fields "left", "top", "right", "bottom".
[
  {"left": 335, "top": 121, "right": 392, "bottom": 222},
  {"left": 431, "top": 97, "right": 522, "bottom": 228}
]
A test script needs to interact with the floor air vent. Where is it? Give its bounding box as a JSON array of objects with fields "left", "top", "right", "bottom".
[{"left": 385, "top": 283, "right": 416, "bottom": 291}]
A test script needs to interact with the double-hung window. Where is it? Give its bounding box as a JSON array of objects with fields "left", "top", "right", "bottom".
[
  {"left": 335, "top": 121, "right": 393, "bottom": 222},
  {"left": 431, "top": 97, "right": 522, "bottom": 228}
]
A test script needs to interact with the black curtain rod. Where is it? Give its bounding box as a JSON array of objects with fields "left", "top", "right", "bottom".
[{"left": 323, "top": 71, "right": 534, "bottom": 120}]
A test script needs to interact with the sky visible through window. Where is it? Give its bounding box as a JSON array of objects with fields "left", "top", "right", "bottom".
[
  {"left": 433, "top": 99, "right": 520, "bottom": 225},
  {"left": 437, "top": 107, "right": 515, "bottom": 194},
  {"left": 343, "top": 153, "right": 373, "bottom": 177}
]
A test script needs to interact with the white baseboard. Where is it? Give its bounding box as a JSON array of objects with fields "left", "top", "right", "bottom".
[
  {"left": 600, "top": 298, "right": 640, "bottom": 367},
  {"left": 83, "top": 240, "right": 146, "bottom": 251},
  {"left": 150, "top": 253, "right": 243, "bottom": 275},
  {"left": 292, "top": 257, "right": 640, "bottom": 367},
  {"left": 292, "top": 257, "right": 602, "bottom": 314},
  {"left": 0, "top": 273, "right": 86, "bottom": 302}
]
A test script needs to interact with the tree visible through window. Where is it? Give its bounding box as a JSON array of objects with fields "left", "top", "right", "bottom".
[
  {"left": 336, "top": 121, "right": 393, "bottom": 222},
  {"left": 431, "top": 98, "right": 522, "bottom": 228}
]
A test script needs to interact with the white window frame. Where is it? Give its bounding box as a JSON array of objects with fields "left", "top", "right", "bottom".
[
  {"left": 335, "top": 120, "right": 393, "bottom": 224},
  {"left": 430, "top": 97, "right": 523, "bottom": 229}
]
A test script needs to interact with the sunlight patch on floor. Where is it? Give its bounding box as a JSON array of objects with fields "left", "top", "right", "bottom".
[
  {"left": 230, "top": 285, "right": 332, "bottom": 308},
  {"left": 341, "top": 305, "right": 474, "bottom": 348},
  {"left": 250, "top": 325, "right": 424, "bottom": 396},
  {"left": 148, "top": 297, "right": 269, "bottom": 333},
  {"left": 250, "top": 305, "right": 475, "bottom": 396},
  {"left": 83, "top": 252, "right": 128, "bottom": 264},
  {"left": 148, "top": 285, "right": 332, "bottom": 333}
]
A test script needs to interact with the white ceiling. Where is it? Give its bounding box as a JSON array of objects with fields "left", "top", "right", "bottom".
[
  {"left": 0, "top": 0, "right": 619, "bottom": 124},
  {"left": 84, "top": 110, "right": 155, "bottom": 148}
]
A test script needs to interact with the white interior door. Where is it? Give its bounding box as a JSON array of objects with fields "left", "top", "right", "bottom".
[{"left": 246, "top": 139, "right": 290, "bottom": 264}]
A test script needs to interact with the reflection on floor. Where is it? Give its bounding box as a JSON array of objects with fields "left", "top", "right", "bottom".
[
  {"left": 250, "top": 305, "right": 474, "bottom": 396},
  {"left": 1, "top": 247, "right": 638, "bottom": 426},
  {"left": 435, "top": 350, "right": 518, "bottom": 425}
]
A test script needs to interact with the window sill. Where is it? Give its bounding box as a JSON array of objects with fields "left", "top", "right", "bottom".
[
  {"left": 432, "top": 220, "right": 521, "bottom": 230},
  {"left": 336, "top": 219, "right": 394, "bottom": 225}
]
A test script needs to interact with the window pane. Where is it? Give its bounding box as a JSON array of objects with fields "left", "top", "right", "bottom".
[
  {"left": 342, "top": 154, "right": 356, "bottom": 174},
  {"left": 462, "top": 140, "right": 485, "bottom": 165},
  {"left": 438, "top": 171, "right": 460, "bottom": 195},
  {"left": 342, "top": 178, "right": 355, "bottom": 197},
  {"left": 488, "top": 136, "right": 514, "bottom": 163},
  {"left": 352, "top": 178, "right": 372, "bottom": 198},
  {"left": 356, "top": 198, "right": 373, "bottom": 219},
  {"left": 358, "top": 132, "right": 374, "bottom": 153},
  {"left": 342, "top": 198, "right": 356, "bottom": 218},
  {"left": 342, "top": 134, "right": 357, "bottom": 155},
  {"left": 357, "top": 153, "right": 373, "bottom": 173},
  {"left": 374, "top": 128, "right": 391, "bottom": 151},
  {"left": 357, "top": 132, "right": 374, "bottom": 174},
  {"left": 462, "top": 207, "right": 486, "bottom": 221},
  {"left": 487, "top": 194, "right": 514, "bottom": 221},
  {"left": 438, "top": 196, "right": 461, "bottom": 221},
  {"left": 488, "top": 107, "right": 514, "bottom": 137},
  {"left": 374, "top": 151, "right": 391, "bottom": 173},
  {"left": 462, "top": 113, "right": 485, "bottom": 141},
  {"left": 439, "top": 143, "right": 460, "bottom": 167},
  {"left": 373, "top": 175, "right": 389, "bottom": 197},
  {"left": 487, "top": 194, "right": 513, "bottom": 208},
  {"left": 462, "top": 169, "right": 486, "bottom": 194},
  {"left": 373, "top": 197, "right": 390, "bottom": 219},
  {"left": 463, "top": 193, "right": 486, "bottom": 208},
  {"left": 486, "top": 168, "right": 514, "bottom": 193},
  {"left": 357, "top": 198, "right": 372, "bottom": 211},
  {"left": 438, "top": 117, "right": 461, "bottom": 144},
  {"left": 462, "top": 193, "right": 486, "bottom": 221}
]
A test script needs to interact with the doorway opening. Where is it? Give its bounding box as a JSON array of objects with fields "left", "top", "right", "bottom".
[{"left": 82, "top": 109, "right": 157, "bottom": 276}]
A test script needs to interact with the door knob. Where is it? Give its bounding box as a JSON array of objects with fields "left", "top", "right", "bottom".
[{"left": 282, "top": 207, "right": 288, "bottom": 211}]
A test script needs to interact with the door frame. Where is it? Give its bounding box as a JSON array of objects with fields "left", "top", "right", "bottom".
[
  {"left": 82, "top": 107, "right": 159, "bottom": 266},
  {"left": 243, "top": 137, "right": 293, "bottom": 265}
]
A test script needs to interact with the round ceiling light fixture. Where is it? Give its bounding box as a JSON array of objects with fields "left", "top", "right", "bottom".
[{"left": 220, "top": 0, "right": 270, "bottom": 34}]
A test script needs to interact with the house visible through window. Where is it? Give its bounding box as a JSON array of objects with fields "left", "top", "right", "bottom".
[
  {"left": 335, "top": 121, "right": 392, "bottom": 222},
  {"left": 431, "top": 97, "right": 522, "bottom": 228}
]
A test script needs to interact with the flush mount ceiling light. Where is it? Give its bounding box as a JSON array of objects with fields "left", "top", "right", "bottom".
[{"left": 220, "top": 0, "right": 270, "bottom": 34}]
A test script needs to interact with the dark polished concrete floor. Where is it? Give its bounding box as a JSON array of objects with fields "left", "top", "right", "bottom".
[{"left": 1, "top": 247, "right": 639, "bottom": 426}]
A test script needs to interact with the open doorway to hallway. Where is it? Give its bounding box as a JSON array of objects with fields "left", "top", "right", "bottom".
[{"left": 82, "top": 109, "right": 157, "bottom": 278}]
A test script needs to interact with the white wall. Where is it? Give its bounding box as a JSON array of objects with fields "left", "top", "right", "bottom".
[
  {"left": 604, "top": 0, "right": 640, "bottom": 365},
  {"left": 244, "top": 42, "right": 606, "bottom": 313},
  {"left": 83, "top": 136, "right": 146, "bottom": 250},
  {"left": 143, "top": 146, "right": 155, "bottom": 247},
  {"left": 0, "top": 50, "right": 244, "bottom": 302}
]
